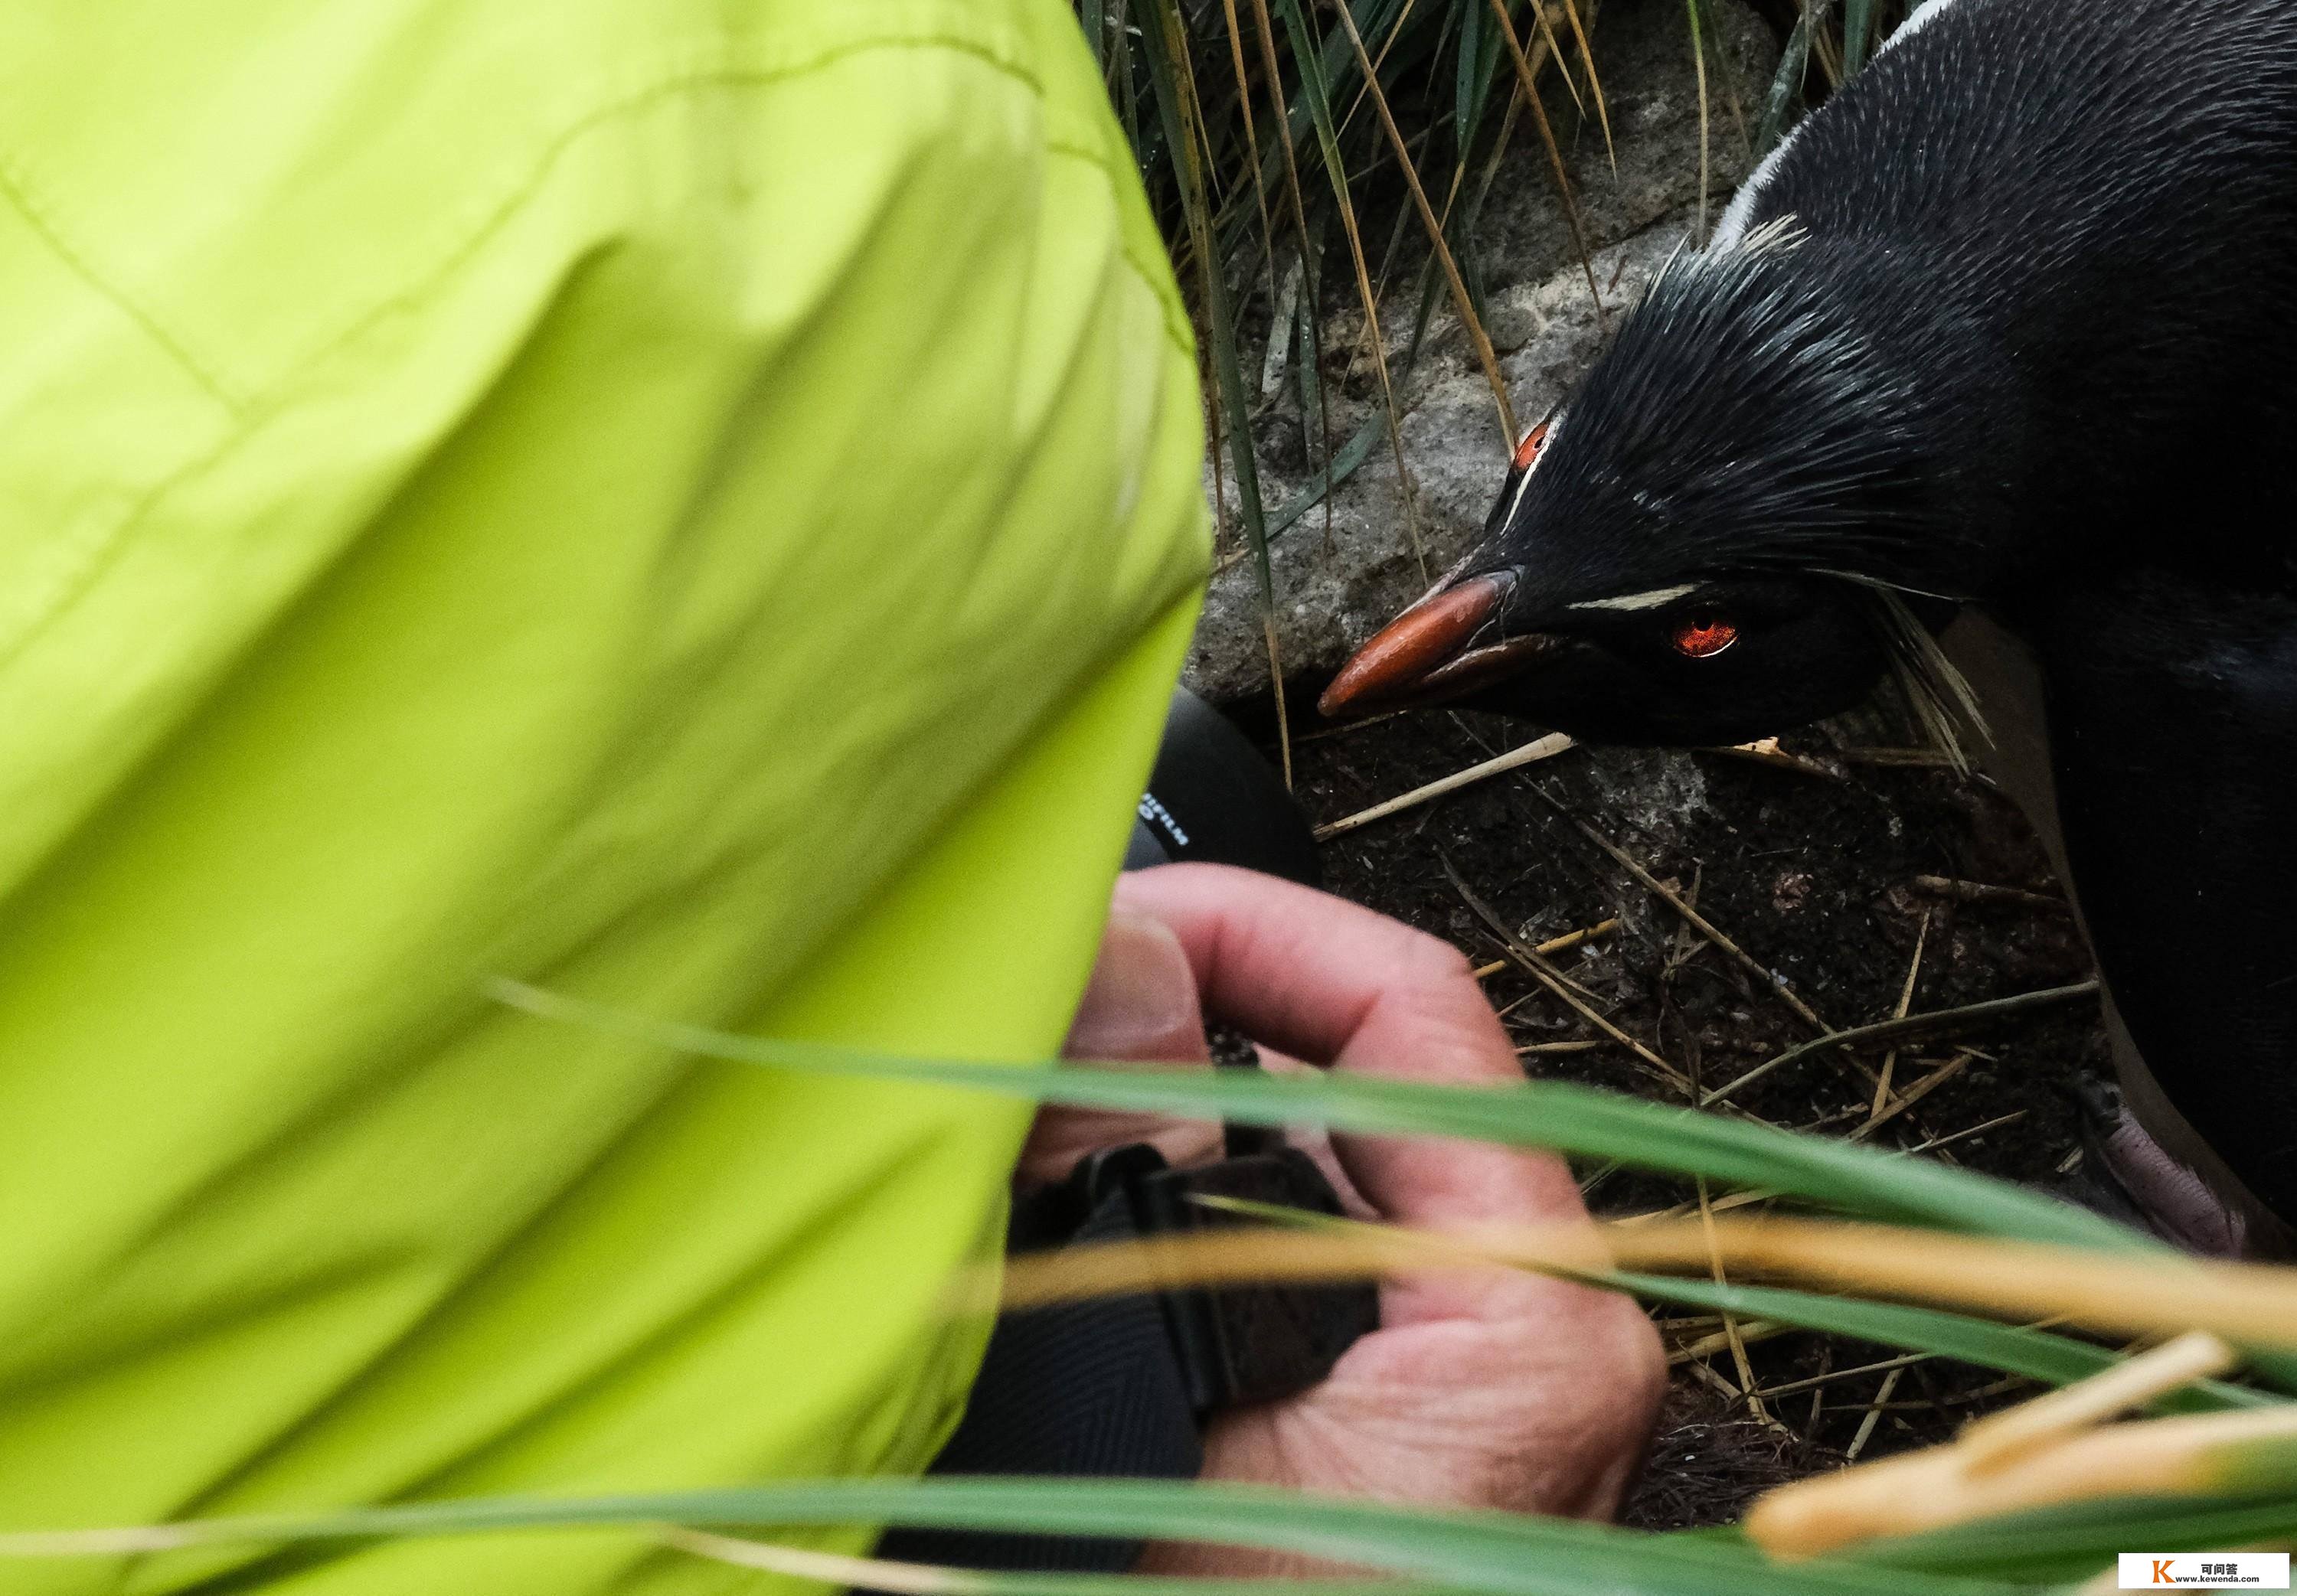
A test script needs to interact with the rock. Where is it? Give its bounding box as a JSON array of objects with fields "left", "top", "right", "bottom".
[
  {"left": 1184, "top": 0, "right": 1779, "bottom": 704},
  {"left": 1584, "top": 742, "right": 1713, "bottom": 840}
]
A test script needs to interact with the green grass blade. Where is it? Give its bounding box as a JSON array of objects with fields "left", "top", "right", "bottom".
[
  {"left": 1855, "top": 1494, "right": 2297, "bottom": 1583},
  {"left": 1456, "top": 0, "right": 1508, "bottom": 161},
  {"left": 1135, "top": 0, "right": 1273, "bottom": 605},
  {"left": 1292, "top": 251, "right": 1329, "bottom": 478},
  {"left": 493, "top": 981, "right": 2297, "bottom": 1394},
  {"left": 1841, "top": 0, "right": 1876, "bottom": 75},
  {"left": 1267, "top": 404, "right": 1382, "bottom": 537},
  {"left": 1603, "top": 1271, "right": 2275, "bottom": 1415},
  {"left": 490, "top": 981, "right": 2134, "bottom": 1249},
  {"left": 691, "top": 1529, "right": 1462, "bottom": 1596},
  {"left": 0, "top": 1477, "right": 2043, "bottom": 1596},
  {"left": 1273, "top": 0, "right": 1426, "bottom": 576},
  {"left": 1755, "top": 0, "right": 1818, "bottom": 156},
  {"left": 1108, "top": 0, "right": 1139, "bottom": 145},
  {"left": 1236, "top": 0, "right": 1333, "bottom": 508},
  {"left": 1456, "top": 0, "right": 1486, "bottom": 147},
  {"left": 1272, "top": 0, "right": 1353, "bottom": 267}
]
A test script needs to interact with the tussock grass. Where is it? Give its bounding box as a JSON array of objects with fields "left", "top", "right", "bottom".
[
  {"left": 1099, "top": 0, "right": 1916, "bottom": 556},
  {"left": 11, "top": 976, "right": 2297, "bottom": 1590}
]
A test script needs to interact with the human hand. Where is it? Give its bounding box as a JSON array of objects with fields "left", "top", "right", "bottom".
[{"left": 1034, "top": 863, "right": 1665, "bottom": 1566}]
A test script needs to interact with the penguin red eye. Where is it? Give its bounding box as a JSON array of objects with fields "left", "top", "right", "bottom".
[{"left": 1670, "top": 612, "right": 1739, "bottom": 658}]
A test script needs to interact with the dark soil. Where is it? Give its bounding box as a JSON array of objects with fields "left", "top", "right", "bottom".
[{"left": 1240, "top": 689, "right": 2111, "bottom": 1525}]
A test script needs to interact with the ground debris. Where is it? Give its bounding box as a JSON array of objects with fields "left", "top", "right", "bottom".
[{"left": 1263, "top": 691, "right": 2107, "bottom": 1512}]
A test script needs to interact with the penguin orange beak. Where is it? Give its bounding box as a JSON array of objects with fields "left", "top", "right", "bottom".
[{"left": 1318, "top": 573, "right": 1560, "bottom": 718}]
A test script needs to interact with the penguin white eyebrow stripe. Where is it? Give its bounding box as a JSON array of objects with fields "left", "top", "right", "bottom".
[{"left": 1569, "top": 585, "right": 1700, "bottom": 612}]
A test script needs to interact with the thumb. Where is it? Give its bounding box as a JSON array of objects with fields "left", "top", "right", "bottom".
[
  {"left": 1019, "top": 910, "right": 1218, "bottom": 1186},
  {"left": 1062, "top": 910, "right": 1212, "bottom": 1065}
]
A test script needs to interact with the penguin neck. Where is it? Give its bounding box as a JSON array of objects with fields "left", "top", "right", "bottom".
[{"left": 1804, "top": 228, "right": 2296, "bottom": 618}]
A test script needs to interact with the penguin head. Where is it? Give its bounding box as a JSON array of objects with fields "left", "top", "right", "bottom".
[{"left": 1322, "top": 233, "right": 1981, "bottom": 746}]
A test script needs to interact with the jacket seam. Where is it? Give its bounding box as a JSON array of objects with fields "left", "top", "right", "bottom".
[
  {"left": 0, "top": 31, "right": 1192, "bottom": 682},
  {"left": 0, "top": 150, "right": 245, "bottom": 411}
]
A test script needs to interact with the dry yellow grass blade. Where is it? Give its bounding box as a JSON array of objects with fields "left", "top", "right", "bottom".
[
  {"left": 1331, "top": 2, "right": 1518, "bottom": 443},
  {"left": 1341, "top": 0, "right": 1431, "bottom": 132},
  {"left": 1315, "top": 731, "right": 1577, "bottom": 837},
  {"left": 1217, "top": 0, "right": 1278, "bottom": 289},
  {"left": 1486, "top": 0, "right": 1607, "bottom": 319},
  {"left": 1520, "top": 0, "right": 1588, "bottom": 120},
  {"left": 1256, "top": 2, "right": 1426, "bottom": 579},
  {"left": 1955, "top": 1332, "right": 2240, "bottom": 1473},
  {"left": 1698, "top": 1174, "right": 1782, "bottom": 1431},
  {"left": 991, "top": 1215, "right": 2297, "bottom": 1354},
  {"left": 1240, "top": 0, "right": 1335, "bottom": 549},
  {"left": 1264, "top": 613, "right": 1293, "bottom": 788},
  {"left": 1744, "top": 1334, "right": 2297, "bottom": 1558},
  {"left": 1685, "top": 0, "right": 1711, "bottom": 239},
  {"left": 1554, "top": 0, "right": 1616, "bottom": 169}
]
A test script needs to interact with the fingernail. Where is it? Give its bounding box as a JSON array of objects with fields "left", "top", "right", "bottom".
[{"left": 1064, "top": 912, "right": 1205, "bottom": 1062}]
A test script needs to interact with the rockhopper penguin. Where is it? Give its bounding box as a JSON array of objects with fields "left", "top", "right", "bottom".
[{"left": 1319, "top": 0, "right": 2297, "bottom": 1248}]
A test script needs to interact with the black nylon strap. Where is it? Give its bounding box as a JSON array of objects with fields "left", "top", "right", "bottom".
[
  {"left": 876, "top": 1173, "right": 1201, "bottom": 1573},
  {"left": 877, "top": 1143, "right": 1377, "bottom": 1575}
]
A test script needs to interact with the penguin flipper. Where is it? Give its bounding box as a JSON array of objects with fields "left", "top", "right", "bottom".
[{"left": 2038, "top": 578, "right": 2297, "bottom": 1229}]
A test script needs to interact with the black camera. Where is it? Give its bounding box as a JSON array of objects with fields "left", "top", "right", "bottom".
[
  {"left": 1123, "top": 687, "right": 1322, "bottom": 888},
  {"left": 890, "top": 689, "right": 1377, "bottom": 1578}
]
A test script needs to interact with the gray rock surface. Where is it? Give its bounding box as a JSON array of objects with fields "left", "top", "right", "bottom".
[{"left": 1184, "top": 0, "right": 1778, "bottom": 703}]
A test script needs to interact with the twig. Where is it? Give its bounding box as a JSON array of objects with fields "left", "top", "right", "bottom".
[
  {"left": 1936, "top": 1374, "right": 2038, "bottom": 1408},
  {"left": 1445, "top": 860, "right": 1697, "bottom": 1097},
  {"left": 1701, "top": 1175, "right": 1786, "bottom": 1432},
  {"left": 1473, "top": 918, "right": 1619, "bottom": 980},
  {"left": 1563, "top": 812, "right": 1831, "bottom": 1033},
  {"left": 1619, "top": 1186, "right": 1775, "bottom": 1226},
  {"left": 1263, "top": 615, "right": 1292, "bottom": 788},
  {"left": 1850, "top": 1053, "right": 1973, "bottom": 1141},
  {"left": 1806, "top": 1342, "right": 1831, "bottom": 1435},
  {"left": 1669, "top": 1319, "right": 1789, "bottom": 1367},
  {"left": 1531, "top": 916, "right": 1620, "bottom": 957},
  {"left": 1910, "top": 875, "right": 2069, "bottom": 912},
  {"left": 1905, "top": 1108, "right": 2027, "bottom": 1156},
  {"left": 1871, "top": 912, "right": 1929, "bottom": 1122},
  {"left": 1762, "top": 1350, "right": 1936, "bottom": 1402},
  {"left": 1318, "top": 733, "right": 1577, "bottom": 837},
  {"left": 1845, "top": 1367, "right": 1904, "bottom": 1462},
  {"left": 1683, "top": 1356, "right": 1746, "bottom": 1404},
  {"left": 1699, "top": 981, "right": 2099, "bottom": 1110},
  {"left": 1663, "top": 862, "right": 1707, "bottom": 978},
  {"left": 1292, "top": 707, "right": 1409, "bottom": 744}
]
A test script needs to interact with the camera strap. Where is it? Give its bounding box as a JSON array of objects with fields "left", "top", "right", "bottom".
[{"left": 875, "top": 1137, "right": 1379, "bottom": 1574}]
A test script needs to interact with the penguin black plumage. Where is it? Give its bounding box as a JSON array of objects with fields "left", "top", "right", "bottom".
[{"left": 1320, "top": 0, "right": 2297, "bottom": 1243}]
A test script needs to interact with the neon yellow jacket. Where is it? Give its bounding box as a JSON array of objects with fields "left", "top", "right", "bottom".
[{"left": 0, "top": 3, "right": 1207, "bottom": 1591}]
